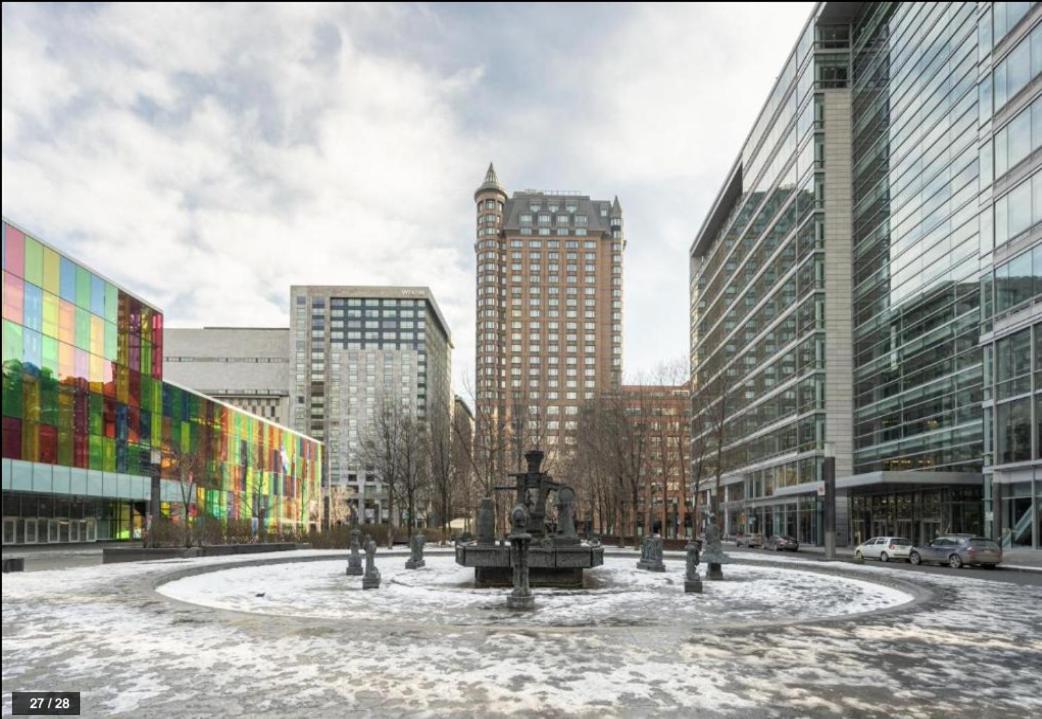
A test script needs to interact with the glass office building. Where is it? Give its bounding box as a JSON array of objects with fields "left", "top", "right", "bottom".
[
  {"left": 2, "top": 219, "right": 322, "bottom": 544},
  {"left": 691, "top": 2, "right": 1042, "bottom": 550},
  {"left": 689, "top": 7, "right": 855, "bottom": 546}
]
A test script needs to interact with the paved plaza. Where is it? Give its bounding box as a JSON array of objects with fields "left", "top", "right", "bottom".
[{"left": 3, "top": 549, "right": 1041, "bottom": 718}]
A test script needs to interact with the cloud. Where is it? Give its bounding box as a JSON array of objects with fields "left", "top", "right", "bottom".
[{"left": 2, "top": 1, "right": 815, "bottom": 392}]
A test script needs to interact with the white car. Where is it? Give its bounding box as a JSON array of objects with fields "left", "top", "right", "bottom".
[{"left": 854, "top": 536, "right": 913, "bottom": 562}]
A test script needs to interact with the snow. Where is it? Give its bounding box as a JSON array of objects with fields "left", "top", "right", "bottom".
[
  {"left": 3, "top": 548, "right": 1041, "bottom": 717},
  {"left": 156, "top": 555, "right": 914, "bottom": 628}
]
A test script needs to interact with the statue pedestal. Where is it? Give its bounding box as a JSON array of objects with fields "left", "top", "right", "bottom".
[
  {"left": 636, "top": 559, "right": 666, "bottom": 572},
  {"left": 346, "top": 556, "right": 363, "bottom": 576},
  {"left": 362, "top": 572, "right": 381, "bottom": 590},
  {"left": 707, "top": 563, "right": 723, "bottom": 580},
  {"left": 507, "top": 593, "right": 535, "bottom": 610},
  {"left": 405, "top": 558, "right": 425, "bottom": 569}
]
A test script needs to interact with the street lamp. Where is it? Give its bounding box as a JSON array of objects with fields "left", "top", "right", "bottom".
[
  {"left": 148, "top": 447, "right": 162, "bottom": 548},
  {"left": 823, "top": 441, "right": 836, "bottom": 561}
]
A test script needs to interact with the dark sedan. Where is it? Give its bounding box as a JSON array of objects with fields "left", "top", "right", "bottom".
[
  {"left": 909, "top": 535, "right": 1003, "bottom": 569},
  {"left": 766, "top": 535, "right": 799, "bottom": 552}
]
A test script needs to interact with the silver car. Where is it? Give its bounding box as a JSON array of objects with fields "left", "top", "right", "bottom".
[{"left": 908, "top": 534, "right": 1003, "bottom": 569}]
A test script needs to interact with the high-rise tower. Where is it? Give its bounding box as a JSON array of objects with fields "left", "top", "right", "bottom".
[{"left": 474, "top": 164, "right": 624, "bottom": 477}]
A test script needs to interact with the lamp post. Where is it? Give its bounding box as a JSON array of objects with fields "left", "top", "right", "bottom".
[
  {"left": 823, "top": 442, "right": 836, "bottom": 561},
  {"left": 148, "top": 448, "right": 162, "bottom": 548}
]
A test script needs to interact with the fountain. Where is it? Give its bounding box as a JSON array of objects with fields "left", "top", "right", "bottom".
[{"left": 455, "top": 450, "right": 604, "bottom": 588}]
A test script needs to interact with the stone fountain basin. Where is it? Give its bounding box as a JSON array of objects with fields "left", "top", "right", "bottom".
[{"left": 155, "top": 555, "right": 916, "bottom": 629}]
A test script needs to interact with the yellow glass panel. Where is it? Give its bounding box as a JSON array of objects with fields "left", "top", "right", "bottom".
[
  {"left": 58, "top": 342, "right": 75, "bottom": 381},
  {"left": 59, "top": 300, "right": 76, "bottom": 344},
  {"left": 42, "top": 292, "right": 59, "bottom": 338},
  {"left": 89, "top": 353, "right": 105, "bottom": 386},
  {"left": 90, "top": 315, "right": 104, "bottom": 356},
  {"left": 42, "top": 247, "right": 61, "bottom": 295}
]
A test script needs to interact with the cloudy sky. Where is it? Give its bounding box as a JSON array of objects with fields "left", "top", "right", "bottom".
[{"left": 2, "top": 2, "right": 813, "bottom": 391}]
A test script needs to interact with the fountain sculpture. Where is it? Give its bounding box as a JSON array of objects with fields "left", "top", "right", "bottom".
[{"left": 455, "top": 450, "right": 604, "bottom": 588}]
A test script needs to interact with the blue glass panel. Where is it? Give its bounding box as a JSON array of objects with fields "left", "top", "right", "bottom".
[
  {"left": 23, "top": 328, "right": 43, "bottom": 370},
  {"left": 23, "top": 282, "right": 43, "bottom": 332},
  {"left": 59, "top": 257, "right": 77, "bottom": 302},
  {"left": 90, "top": 274, "right": 105, "bottom": 316}
]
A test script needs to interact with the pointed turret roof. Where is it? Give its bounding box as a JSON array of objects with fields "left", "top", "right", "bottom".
[
  {"left": 611, "top": 195, "right": 623, "bottom": 217},
  {"left": 474, "top": 162, "right": 506, "bottom": 200}
]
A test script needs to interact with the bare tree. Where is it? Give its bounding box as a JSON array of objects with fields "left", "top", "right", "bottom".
[
  {"left": 428, "top": 402, "right": 454, "bottom": 541},
  {"left": 361, "top": 398, "right": 405, "bottom": 548},
  {"left": 168, "top": 442, "right": 211, "bottom": 547},
  {"left": 689, "top": 365, "right": 731, "bottom": 534},
  {"left": 396, "top": 412, "right": 430, "bottom": 540}
]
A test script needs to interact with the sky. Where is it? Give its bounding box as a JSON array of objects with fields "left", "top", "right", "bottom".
[{"left": 2, "top": 2, "right": 815, "bottom": 393}]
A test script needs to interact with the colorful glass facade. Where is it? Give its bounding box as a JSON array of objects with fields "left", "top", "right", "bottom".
[{"left": 2, "top": 219, "right": 321, "bottom": 542}]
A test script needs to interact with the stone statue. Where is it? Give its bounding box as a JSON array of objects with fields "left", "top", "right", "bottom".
[
  {"left": 555, "top": 486, "right": 579, "bottom": 545},
  {"left": 507, "top": 504, "right": 535, "bottom": 610},
  {"left": 684, "top": 539, "right": 703, "bottom": 593},
  {"left": 637, "top": 534, "right": 666, "bottom": 572},
  {"left": 700, "top": 507, "right": 731, "bottom": 580},
  {"left": 405, "top": 532, "right": 426, "bottom": 569},
  {"left": 362, "top": 534, "right": 381, "bottom": 590},
  {"left": 346, "top": 528, "right": 363, "bottom": 576},
  {"left": 476, "top": 497, "right": 495, "bottom": 545}
]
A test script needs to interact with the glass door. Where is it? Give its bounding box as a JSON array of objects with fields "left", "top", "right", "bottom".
[
  {"left": 920, "top": 519, "right": 941, "bottom": 546},
  {"left": 85, "top": 518, "right": 97, "bottom": 542},
  {"left": 47, "top": 520, "right": 59, "bottom": 543},
  {"left": 2, "top": 518, "right": 14, "bottom": 545},
  {"left": 25, "top": 519, "right": 38, "bottom": 544}
]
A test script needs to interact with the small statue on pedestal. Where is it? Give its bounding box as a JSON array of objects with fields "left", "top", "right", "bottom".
[
  {"left": 362, "top": 534, "right": 381, "bottom": 590},
  {"left": 346, "top": 528, "right": 363, "bottom": 576}
]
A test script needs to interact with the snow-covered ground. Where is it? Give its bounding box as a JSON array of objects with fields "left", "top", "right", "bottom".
[
  {"left": 3, "top": 549, "right": 1041, "bottom": 718},
  {"left": 156, "top": 556, "right": 913, "bottom": 628}
]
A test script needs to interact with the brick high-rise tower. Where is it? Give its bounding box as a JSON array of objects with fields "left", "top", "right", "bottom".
[{"left": 474, "top": 163, "right": 624, "bottom": 477}]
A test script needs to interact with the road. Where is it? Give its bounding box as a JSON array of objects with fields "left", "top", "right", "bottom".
[{"left": 731, "top": 545, "right": 1042, "bottom": 586}]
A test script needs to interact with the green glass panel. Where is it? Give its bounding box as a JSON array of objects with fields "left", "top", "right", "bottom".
[
  {"left": 74, "top": 307, "right": 91, "bottom": 350},
  {"left": 41, "top": 336, "right": 59, "bottom": 377},
  {"left": 89, "top": 393, "right": 104, "bottom": 436},
  {"left": 103, "top": 437, "right": 116, "bottom": 472},
  {"left": 104, "top": 283, "right": 118, "bottom": 324},
  {"left": 2, "top": 320, "right": 23, "bottom": 365},
  {"left": 76, "top": 266, "right": 91, "bottom": 310},
  {"left": 39, "top": 373, "right": 58, "bottom": 426},
  {"left": 2, "top": 364, "right": 23, "bottom": 419},
  {"left": 104, "top": 321, "right": 118, "bottom": 361},
  {"left": 89, "top": 433, "right": 104, "bottom": 470},
  {"left": 23, "top": 236, "right": 43, "bottom": 287},
  {"left": 58, "top": 429, "right": 73, "bottom": 465}
]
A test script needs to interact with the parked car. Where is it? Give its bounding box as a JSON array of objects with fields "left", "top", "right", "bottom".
[
  {"left": 766, "top": 535, "right": 799, "bottom": 552},
  {"left": 853, "top": 536, "right": 914, "bottom": 562},
  {"left": 908, "top": 534, "right": 1003, "bottom": 569},
  {"left": 735, "top": 532, "right": 765, "bottom": 548}
]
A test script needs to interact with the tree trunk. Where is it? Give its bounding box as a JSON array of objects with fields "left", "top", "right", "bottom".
[{"left": 386, "top": 490, "right": 395, "bottom": 548}]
